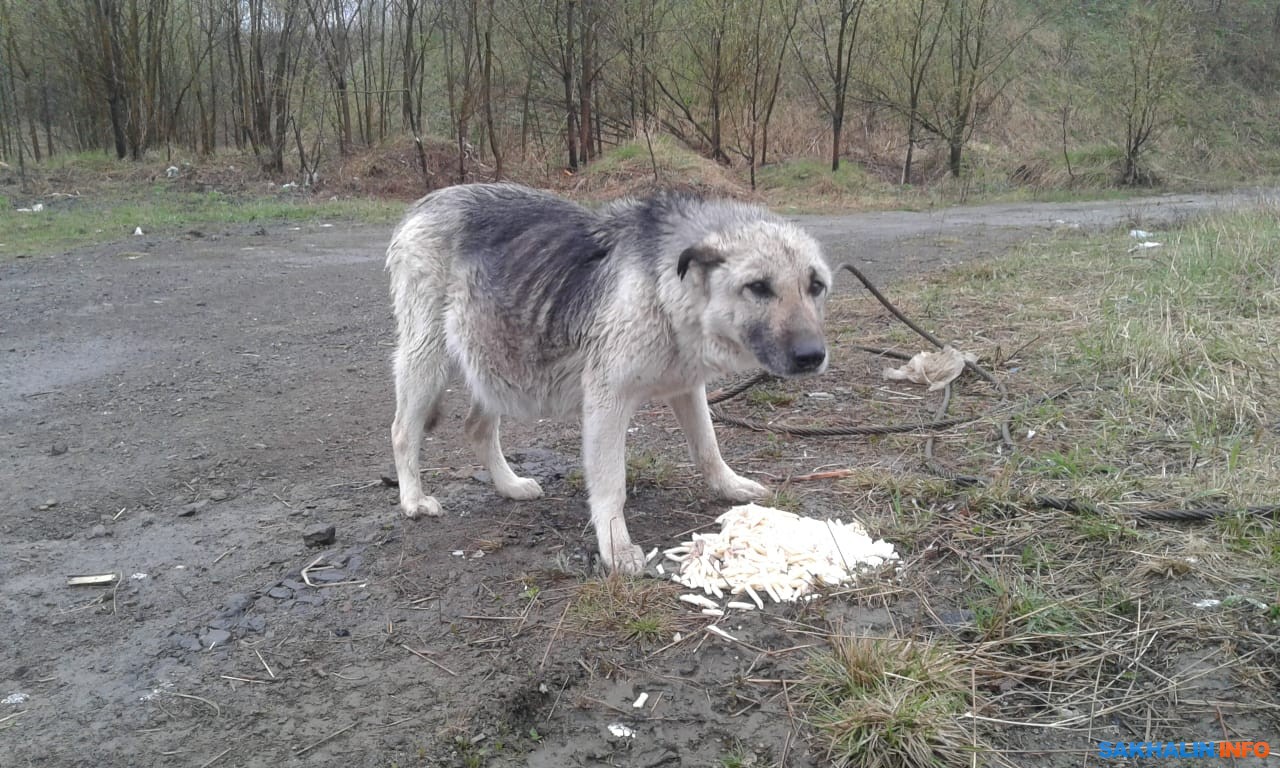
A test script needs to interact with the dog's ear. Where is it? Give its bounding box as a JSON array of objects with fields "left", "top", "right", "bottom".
[{"left": 677, "top": 244, "right": 724, "bottom": 279}]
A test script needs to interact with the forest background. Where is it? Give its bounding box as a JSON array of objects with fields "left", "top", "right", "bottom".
[{"left": 2, "top": 0, "right": 1278, "bottom": 210}]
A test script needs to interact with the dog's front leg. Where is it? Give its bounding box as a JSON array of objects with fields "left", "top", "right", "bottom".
[
  {"left": 581, "top": 392, "right": 646, "bottom": 574},
  {"left": 668, "top": 387, "right": 769, "bottom": 502}
]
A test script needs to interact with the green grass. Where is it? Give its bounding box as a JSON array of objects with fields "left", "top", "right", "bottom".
[
  {"left": 0, "top": 183, "right": 401, "bottom": 257},
  {"left": 756, "top": 159, "right": 879, "bottom": 194},
  {"left": 921, "top": 205, "right": 1280, "bottom": 514},
  {"left": 805, "top": 203, "right": 1280, "bottom": 763},
  {"left": 625, "top": 450, "right": 679, "bottom": 489},
  {"left": 577, "top": 134, "right": 740, "bottom": 199}
]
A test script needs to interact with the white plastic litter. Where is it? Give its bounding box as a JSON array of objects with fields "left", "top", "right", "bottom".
[
  {"left": 632, "top": 692, "right": 649, "bottom": 708},
  {"left": 665, "top": 504, "right": 898, "bottom": 603},
  {"left": 882, "top": 345, "right": 976, "bottom": 391},
  {"left": 1127, "top": 241, "right": 1162, "bottom": 252},
  {"left": 1192, "top": 599, "right": 1220, "bottom": 609},
  {"left": 133, "top": 226, "right": 144, "bottom": 236},
  {"left": 3, "top": 692, "right": 28, "bottom": 705},
  {"left": 1128, "top": 229, "right": 1155, "bottom": 239},
  {"left": 607, "top": 723, "right": 636, "bottom": 738}
]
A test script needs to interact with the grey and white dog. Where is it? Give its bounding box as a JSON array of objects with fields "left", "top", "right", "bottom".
[{"left": 386, "top": 183, "right": 831, "bottom": 573}]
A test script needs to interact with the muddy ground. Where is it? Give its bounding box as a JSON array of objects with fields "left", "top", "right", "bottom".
[{"left": 0, "top": 189, "right": 1270, "bottom": 767}]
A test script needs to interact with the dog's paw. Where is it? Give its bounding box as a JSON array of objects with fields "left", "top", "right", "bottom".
[
  {"left": 710, "top": 473, "right": 769, "bottom": 502},
  {"left": 496, "top": 476, "right": 544, "bottom": 501},
  {"left": 607, "top": 543, "right": 647, "bottom": 575},
  {"left": 401, "top": 495, "right": 443, "bottom": 518}
]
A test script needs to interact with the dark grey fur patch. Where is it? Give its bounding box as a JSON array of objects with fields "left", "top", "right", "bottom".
[{"left": 454, "top": 190, "right": 616, "bottom": 348}]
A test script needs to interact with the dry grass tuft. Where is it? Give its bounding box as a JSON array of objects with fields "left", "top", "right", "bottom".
[
  {"left": 800, "top": 634, "right": 977, "bottom": 768},
  {"left": 568, "top": 574, "right": 688, "bottom": 648}
]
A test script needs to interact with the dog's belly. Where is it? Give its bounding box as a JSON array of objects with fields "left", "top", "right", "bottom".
[{"left": 446, "top": 330, "right": 585, "bottom": 420}]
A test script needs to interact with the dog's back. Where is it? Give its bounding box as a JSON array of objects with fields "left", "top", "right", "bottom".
[{"left": 387, "top": 184, "right": 620, "bottom": 419}]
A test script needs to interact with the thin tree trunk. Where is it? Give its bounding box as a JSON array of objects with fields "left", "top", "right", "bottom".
[
  {"left": 565, "top": 0, "right": 579, "bottom": 169},
  {"left": 578, "top": 0, "right": 593, "bottom": 163}
]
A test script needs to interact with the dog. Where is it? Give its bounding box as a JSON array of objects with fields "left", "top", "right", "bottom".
[{"left": 386, "top": 183, "right": 831, "bottom": 573}]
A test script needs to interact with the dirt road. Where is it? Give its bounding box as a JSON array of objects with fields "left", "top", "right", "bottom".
[{"left": 0, "top": 189, "right": 1268, "bottom": 767}]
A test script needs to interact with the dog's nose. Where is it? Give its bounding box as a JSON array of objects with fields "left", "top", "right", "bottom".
[{"left": 790, "top": 340, "right": 826, "bottom": 373}]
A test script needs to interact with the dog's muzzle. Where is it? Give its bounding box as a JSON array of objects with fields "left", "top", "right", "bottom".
[{"left": 788, "top": 336, "right": 826, "bottom": 374}]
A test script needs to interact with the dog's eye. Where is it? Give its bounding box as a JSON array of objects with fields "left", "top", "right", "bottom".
[
  {"left": 745, "top": 280, "right": 773, "bottom": 298},
  {"left": 809, "top": 280, "right": 827, "bottom": 297}
]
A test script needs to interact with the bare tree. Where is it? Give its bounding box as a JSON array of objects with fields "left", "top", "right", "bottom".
[
  {"left": 306, "top": 0, "right": 356, "bottom": 155},
  {"left": 858, "top": 0, "right": 951, "bottom": 184},
  {"left": 656, "top": 0, "right": 739, "bottom": 164},
  {"left": 440, "top": 0, "right": 480, "bottom": 180},
  {"left": 1104, "top": 1, "right": 1196, "bottom": 185},
  {"left": 919, "top": 0, "right": 1036, "bottom": 177},
  {"left": 476, "top": 0, "right": 501, "bottom": 176},
  {"left": 794, "top": 0, "right": 866, "bottom": 172},
  {"left": 512, "top": 0, "right": 580, "bottom": 169},
  {"left": 238, "top": 0, "right": 306, "bottom": 173},
  {"left": 740, "top": 0, "right": 801, "bottom": 187}
]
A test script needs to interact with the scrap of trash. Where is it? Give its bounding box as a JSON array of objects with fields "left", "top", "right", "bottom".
[
  {"left": 1127, "top": 228, "right": 1162, "bottom": 253},
  {"left": 661, "top": 503, "right": 898, "bottom": 607},
  {"left": 882, "top": 345, "right": 976, "bottom": 391}
]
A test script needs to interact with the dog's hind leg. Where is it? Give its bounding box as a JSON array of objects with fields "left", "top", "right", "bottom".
[
  {"left": 391, "top": 325, "right": 448, "bottom": 519},
  {"left": 464, "top": 402, "right": 543, "bottom": 500},
  {"left": 582, "top": 391, "right": 646, "bottom": 574},
  {"left": 668, "top": 387, "right": 769, "bottom": 502}
]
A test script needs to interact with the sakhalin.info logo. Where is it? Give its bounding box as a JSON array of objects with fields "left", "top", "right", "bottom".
[{"left": 1098, "top": 741, "right": 1271, "bottom": 759}]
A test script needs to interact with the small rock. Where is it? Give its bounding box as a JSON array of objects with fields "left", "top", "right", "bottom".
[
  {"left": 311, "top": 568, "right": 350, "bottom": 583},
  {"left": 44, "top": 499, "right": 58, "bottom": 508},
  {"left": 267, "top": 586, "right": 293, "bottom": 600},
  {"left": 936, "top": 609, "right": 976, "bottom": 627},
  {"left": 303, "top": 524, "right": 336, "bottom": 547},
  {"left": 88, "top": 524, "right": 108, "bottom": 539},
  {"left": 178, "top": 499, "right": 209, "bottom": 517},
  {"left": 208, "top": 615, "right": 238, "bottom": 631},
  {"left": 281, "top": 579, "right": 308, "bottom": 592},
  {"left": 172, "top": 634, "right": 203, "bottom": 653},
  {"left": 49, "top": 442, "right": 68, "bottom": 456},
  {"left": 291, "top": 594, "right": 325, "bottom": 607},
  {"left": 239, "top": 615, "right": 266, "bottom": 633},
  {"left": 200, "top": 628, "right": 232, "bottom": 648},
  {"left": 333, "top": 628, "right": 350, "bottom": 638},
  {"left": 220, "top": 593, "right": 254, "bottom": 616},
  {"left": 209, "top": 489, "right": 229, "bottom": 502}
]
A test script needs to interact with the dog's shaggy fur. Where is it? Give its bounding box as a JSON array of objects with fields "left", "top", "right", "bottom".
[{"left": 387, "top": 183, "right": 831, "bottom": 572}]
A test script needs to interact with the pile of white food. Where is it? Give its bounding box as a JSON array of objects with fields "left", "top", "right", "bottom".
[{"left": 663, "top": 503, "right": 899, "bottom": 606}]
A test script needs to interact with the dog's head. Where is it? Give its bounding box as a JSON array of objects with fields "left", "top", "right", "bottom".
[{"left": 679, "top": 220, "right": 832, "bottom": 377}]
